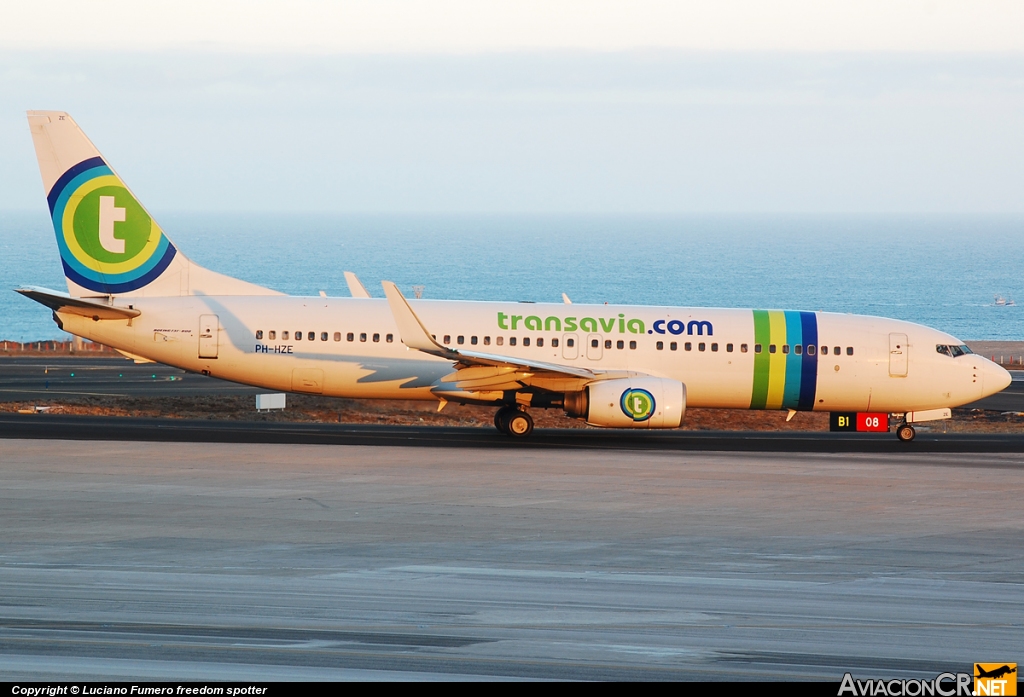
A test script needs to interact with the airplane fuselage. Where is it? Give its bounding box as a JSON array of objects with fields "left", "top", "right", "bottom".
[{"left": 56, "top": 295, "right": 997, "bottom": 414}]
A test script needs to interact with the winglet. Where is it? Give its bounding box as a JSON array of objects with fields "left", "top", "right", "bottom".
[
  {"left": 345, "top": 271, "right": 371, "bottom": 298},
  {"left": 562, "top": 293, "right": 572, "bottom": 304},
  {"left": 381, "top": 281, "right": 448, "bottom": 354}
]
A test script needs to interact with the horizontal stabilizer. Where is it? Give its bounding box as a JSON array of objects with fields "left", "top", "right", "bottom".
[{"left": 16, "top": 286, "right": 141, "bottom": 320}]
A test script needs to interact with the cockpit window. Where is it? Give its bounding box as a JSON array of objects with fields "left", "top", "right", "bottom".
[{"left": 937, "top": 344, "right": 973, "bottom": 357}]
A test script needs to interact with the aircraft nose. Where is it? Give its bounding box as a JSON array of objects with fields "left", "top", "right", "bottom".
[{"left": 982, "top": 359, "right": 1012, "bottom": 396}]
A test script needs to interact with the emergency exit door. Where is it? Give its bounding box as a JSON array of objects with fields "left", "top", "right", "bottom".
[
  {"left": 889, "top": 333, "right": 908, "bottom": 377},
  {"left": 199, "top": 314, "right": 219, "bottom": 359}
]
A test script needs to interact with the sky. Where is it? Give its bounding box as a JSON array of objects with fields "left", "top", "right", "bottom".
[{"left": 1, "top": 1, "right": 1023, "bottom": 214}]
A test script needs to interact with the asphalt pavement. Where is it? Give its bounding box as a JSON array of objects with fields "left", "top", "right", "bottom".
[{"left": 0, "top": 439, "right": 1019, "bottom": 680}]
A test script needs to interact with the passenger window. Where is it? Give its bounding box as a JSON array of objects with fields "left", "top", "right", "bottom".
[
  {"left": 769, "top": 344, "right": 776, "bottom": 354},
  {"left": 386, "top": 334, "right": 393, "bottom": 343},
  {"left": 333, "top": 332, "right": 341, "bottom": 342},
  {"left": 443, "top": 335, "right": 451, "bottom": 344},
  {"left": 510, "top": 337, "right": 517, "bottom": 346},
  {"left": 537, "top": 338, "right": 544, "bottom": 347},
  {"left": 497, "top": 337, "right": 504, "bottom": 346},
  {"left": 807, "top": 345, "right": 815, "bottom": 355},
  {"left": 269, "top": 331, "right": 276, "bottom": 340},
  {"left": 794, "top": 344, "right": 802, "bottom": 355},
  {"left": 483, "top": 336, "right": 491, "bottom": 345},
  {"left": 820, "top": 345, "right": 828, "bottom": 355},
  {"left": 307, "top": 332, "right": 315, "bottom": 341},
  {"left": 656, "top": 341, "right": 664, "bottom": 350},
  {"left": 592, "top": 339, "right": 599, "bottom": 348},
  {"left": 711, "top": 343, "right": 718, "bottom": 352},
  {"left": 726, "top": 343, "right": 733, "bottom": 352},
  {"left": 754, "top": 344, "right": 761, "bottom": 353},
  {"left": 457, "top": 336, "right": 464, "bottom": 345},
  {"left": 282, "top": 331, "right": 289, "bottom": 340},
  {"left": 699, "top": 343, "right": 706, "bottom": 352},
  {"left": 523, "top": 337, "right": 531, "bottom": 347},
  {"left": 566, "top": 338, "right": 574, "bottom": 347},
  {"left": 629, "top": 340, "right": 637, "bottom": 350},
  {"left": 471, "top": 336, "right": 478, "bottom": 345},
  {"left": 295, "top": 332, "right": 302, "bottom": 341},
  {"left": 552, "top": 338, "right": 559, "bottom": 348},
  {"left": 740, "top": 344, "right": 748, "bottom": 353},
  {"left": 604, "top": 340, "right": 612, "bottom": 349},
  {"left": 833, "top": 346, "right": 840, "bottom": 355},
  {"left": 685, "top": 342, "right": 692, "bottom": 351},
  {"left": 360, "top": 333, "right": 367, "bottom": 342},
  {"left": 670, "top": 342, "right": 677, "bottom": 351},
  {"left": 846, "top": 347, "right": 853, "bottom": 356},
  {"left": 373, "top": 333, "right": 380, "bottom": 342},
  {"left": 616, "top": 340, "right": 624, "bottom": 349},
  {"left": 256, "top": 330, "right": 263, "bottom": 340},
  {"left": 782, "top": 344, "right": 789, "bottom": 354},
  {"left": 347, "top": 332, "right": 354, "bottom": 342},
  {"left": 321, "top": 332, "right": 328, "bottom": 341}
]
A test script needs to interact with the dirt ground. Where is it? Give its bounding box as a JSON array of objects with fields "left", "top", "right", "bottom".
[{"left": 1, "top": 394, "right": 1021, "bottom": 433}]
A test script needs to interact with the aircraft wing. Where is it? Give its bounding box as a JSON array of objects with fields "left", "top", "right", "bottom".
[
  {"left": 382, "top": 281, "right": 611, "bottom": 391},
  {"left": 344, "top": 271, "right": 371, "bottom": 298},
  {"left": 16, "top": 286, "right": 141, "bottom": 320}
]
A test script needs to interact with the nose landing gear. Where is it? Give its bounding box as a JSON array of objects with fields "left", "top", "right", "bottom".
[
  {"left": 896, "top": 422, "right": 916, "bottom": 442},
  {"left": 494, "top": 406, "right": 534, "bottom": 437}
]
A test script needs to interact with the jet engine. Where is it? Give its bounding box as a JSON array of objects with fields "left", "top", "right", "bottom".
[{"left": 564, "top": 377, "right": 686, "bottom": 429}]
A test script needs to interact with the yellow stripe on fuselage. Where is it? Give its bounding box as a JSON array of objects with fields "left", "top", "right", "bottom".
[{"left": 765, "top": 310, "right": 787, "bottom": 409}]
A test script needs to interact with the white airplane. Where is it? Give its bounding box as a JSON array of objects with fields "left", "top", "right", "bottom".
[{"left": 17, "top": 111, "right": 1011, "bottom": 441}]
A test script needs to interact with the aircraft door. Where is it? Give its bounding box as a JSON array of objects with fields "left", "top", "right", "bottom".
[
  {"left": 199, "top": 314, "right": 219, "bottom": 359},
  {"left": 889, "top": 333, "right": 908, "bottom": 377},
  {"left": 586, "top": 333, "right": 603, "bottom": 360},
  {"left": 562, "top": 334, "right": 579, "bottom": 360}
]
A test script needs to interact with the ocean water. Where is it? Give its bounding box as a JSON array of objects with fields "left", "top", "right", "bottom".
[{"left": 1, "top": 211, "right": 1022, "bottom": 342}]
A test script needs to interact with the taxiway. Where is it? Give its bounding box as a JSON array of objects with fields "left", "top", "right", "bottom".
[{"left": 0, "top": 439, "right": 1020, "bottom": 680}]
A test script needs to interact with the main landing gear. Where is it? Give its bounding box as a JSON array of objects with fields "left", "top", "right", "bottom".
[
  {"left": 494, "top": 406, "right": 534, "bottom": 437},
  {"left": 896, "top": 422, "right": 916, "bottom": 442}
]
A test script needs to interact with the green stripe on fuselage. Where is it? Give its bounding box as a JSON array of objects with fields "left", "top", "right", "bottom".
[{"left": 750, "top": 310, "right": 771, "bottom": 409}]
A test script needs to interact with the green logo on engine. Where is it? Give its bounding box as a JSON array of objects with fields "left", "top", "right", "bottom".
[{"left": 620, "top": 388, "right": 655, "bottom": 421}]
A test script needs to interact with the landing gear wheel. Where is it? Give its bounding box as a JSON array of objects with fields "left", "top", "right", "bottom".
[
  {"left": 897, "top": 424, "right": 916, "bottom": 442},
  {"left": 506, "top": 410, "right": 534, "bottom": 437},
  {"left": 494, "top": 406, "right": 517, "bottom": 434}
]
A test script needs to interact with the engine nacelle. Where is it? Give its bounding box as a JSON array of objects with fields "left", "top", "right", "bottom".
[{"left": 565, "top": 377, "right": 686, "bottom": 429}]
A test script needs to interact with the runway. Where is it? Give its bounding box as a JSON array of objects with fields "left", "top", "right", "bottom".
[
  {"left": 2, "top": 355, "right": 1023, "bottom": 409},
  {"left": 4, "top": 412, "right": 1024, "bottom": 452},
  {"left": 0, "top": 439, "right": 1021, "bottom": 680},
  {"left": 0, "top": 356, "right": 258, "bottom": 400}
]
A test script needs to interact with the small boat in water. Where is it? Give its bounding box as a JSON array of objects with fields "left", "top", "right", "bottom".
[{"left": 995, "top": 295, "right": 1017, "bottom": 306}]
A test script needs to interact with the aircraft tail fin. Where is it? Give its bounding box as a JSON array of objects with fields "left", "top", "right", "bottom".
[{"left": 26, "top": 111, "right": 280, "bottom": 298}]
